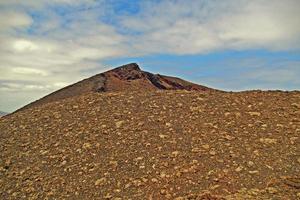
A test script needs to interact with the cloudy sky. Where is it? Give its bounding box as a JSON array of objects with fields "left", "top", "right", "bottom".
[{"left": 0, "top": 0, "right": 300, "bottom": 112}]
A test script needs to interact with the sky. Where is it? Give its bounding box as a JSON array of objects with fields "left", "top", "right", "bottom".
[{"left": 0, "top": 0, "right": 300, "bottom": 112}]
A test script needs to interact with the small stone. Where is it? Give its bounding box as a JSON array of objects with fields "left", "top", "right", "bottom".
[
  {"left": 248, "top": 112, "right": 261, "bottom": 116},
  {"left": 235, "top": 166, "right": 243, "bottom": 172},
  {"left": 235, "top": 112, "right": 241, "bottom": 117},
  {"left": 191, "top": 148, "right": 201, "bottom": 153},
  {"left": 104, "top": 193, "right": 112, "bottom": 199},
  {"left": 210, "top": 184, "right": 220, "bottom": 190},
  {"left": 224, "top": 112, "right": 230, "bottom": 117},
  {"left": 142, "top": 178, "right": 148, "bottom": 182},
  {"left": 291, "top": 103, "right": 300, "bottom": 108},
  {"left": 47, "top": 191, "right": 54, "bottom": 196},
  {"left": 160, "top": 171, "right": 167, "bottom": 178},
  {"left": 202, "top": 144, "right": 210, "bottom": 149},
  {"left": 171, "top": 151, "right": 180, "bottom": 157},
  {"left": 95, "top": 177, "right": 107, "bottom": 186},
  {"left": 209, "top": 150, "right": 216, "bottom": 156},
  {"left": 261, "top": 124, "right": 268, "bottom": 128},
  {"left": 83, "top": 143, "right": 91, "bottom": 149},
  {"left": 259, "top": 138, "right": 277, "bottom": 145},
  {"left": 297, "top": 158, "right": 300, "bottom": 164},
  {"left": 133, "top": 179, "right": 142, "bottom": 186},
  {"left": 109, "top": 161, "right": 118, "bottom": 168},
  {"left": 266, "top": 187, "right": 277, "bottom": 194},
  {"left": 135, "top": 156, "right": 143, "bottom": 161},
  {"left": 138, "top": 122, "right": 144, "bottom": 126},
  {"left": 247, "top": 161, "right": 255, "bottom": 167},
  {"left": 165, "top": 122, "right": 172, "bottom": 127},
  {"left": 115, "top": 121, "right": 124, "bottom": 128},
  {"left": 124, "top": 183, "right": 131, "bottom": 189},
  {"left": 160, "top": 189, "right": 167, "bottom": 195},
  {"left": 249, "top": 170, "right": 259, "bottom": 174},
  {"left": 224, "top": 135, "right": 235, "bottom": 140},
  {"left": 175, "top": 171, "right": 182, "bottom": 177},
  {"left": 159, "top": 134, "right": 168, "bottom": 139},
  {"left": 151, "top": 178, "right": 158, "bottom": 183},
  {"left": 253, "top": 150, "right": 260, "bottom": 156},
  {"left": 190, "top": 106, "right": 202, "bottom": 112}
]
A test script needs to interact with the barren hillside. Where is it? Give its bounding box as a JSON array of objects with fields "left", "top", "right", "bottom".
[{"left": 1, "top": 64, "right": 299, "bottom": 199}]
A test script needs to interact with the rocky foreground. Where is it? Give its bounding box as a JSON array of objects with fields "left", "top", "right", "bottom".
[{"left": 1, "top": 90, "right": 299, "bottom": 199}]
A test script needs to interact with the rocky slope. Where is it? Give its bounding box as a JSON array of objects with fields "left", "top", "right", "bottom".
[{"left": 0, "top": 64, "right": 299, "bottom": 199}]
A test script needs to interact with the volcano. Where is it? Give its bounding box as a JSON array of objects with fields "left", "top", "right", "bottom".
[{"left": 1, "top": 63, "right": 299, "bottom": 199}]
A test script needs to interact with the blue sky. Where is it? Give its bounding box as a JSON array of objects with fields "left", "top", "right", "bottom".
[{"left": 0, "top": 0, "right": 299, "bottom": 112}]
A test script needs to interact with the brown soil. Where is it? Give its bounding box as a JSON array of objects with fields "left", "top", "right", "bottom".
[{"left": 1, "top": 89, "right": 299, "bottom": 199}]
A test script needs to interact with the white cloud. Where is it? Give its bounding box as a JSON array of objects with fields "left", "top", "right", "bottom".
[
  {"left": 13, "top": 39, "right": 39, "bottom": 52},
  {"left": 122, "top": 0, "right": 300, "bottom": 54},
  {"left": 0, "top": 11, "right": 33, "bottom": 30},
  {"left": 12, "top": 67, "right": 48, "bottom": 76}
]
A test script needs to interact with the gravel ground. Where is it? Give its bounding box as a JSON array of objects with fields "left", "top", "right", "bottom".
[{"left": 1, "top": 90, "right": 299, "bottom": 199}]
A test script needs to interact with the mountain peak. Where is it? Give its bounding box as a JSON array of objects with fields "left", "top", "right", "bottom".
[
  {"left": 16, "top": 63, "right": 214, "bottom": 112},
  {"left": 111, "top": 63, "right": 141, "bottom": 72}
]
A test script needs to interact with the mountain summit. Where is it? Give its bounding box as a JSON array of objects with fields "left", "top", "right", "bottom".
[
  {"left": 18, "top": 63, "right": 213, "bottom": 111},
  {"left": 103, "top": 63, "right": 212, "bottom": 91}
]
